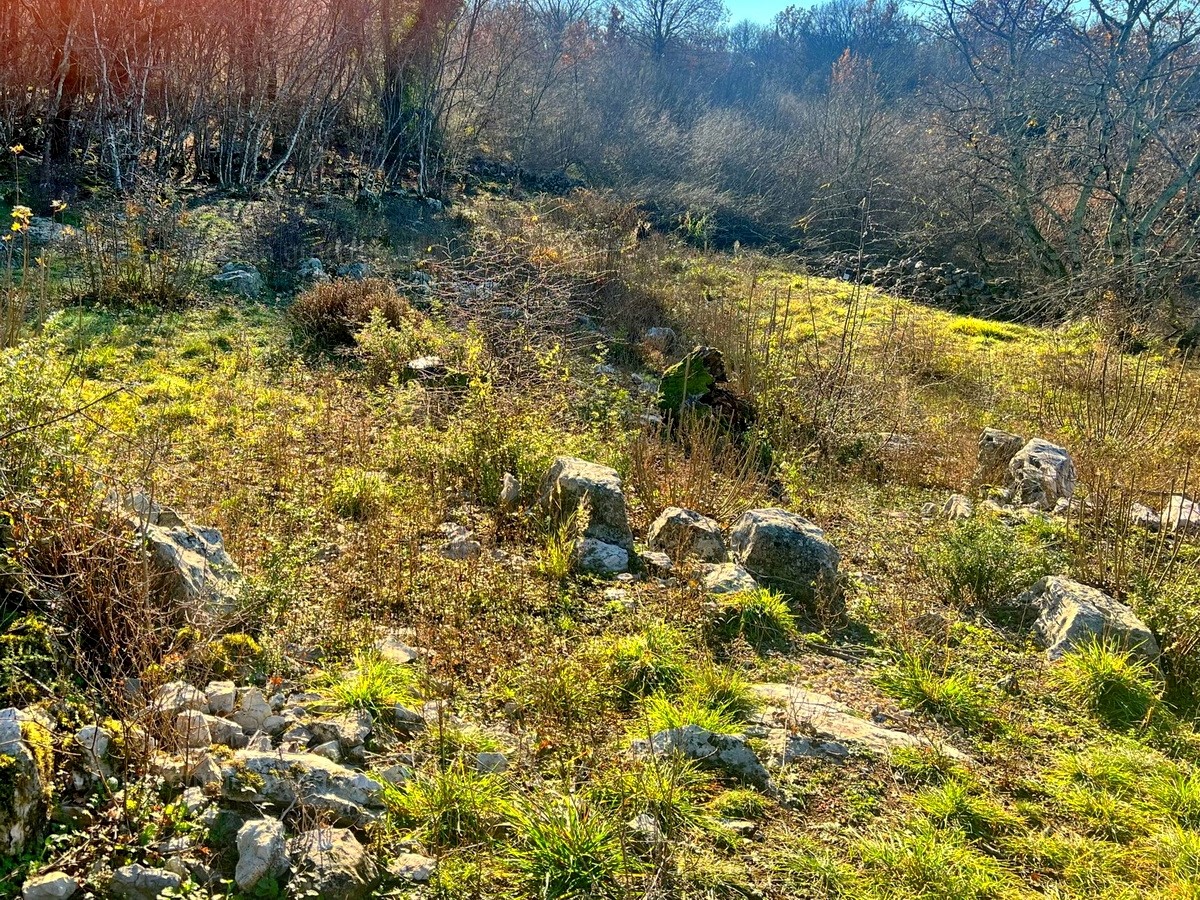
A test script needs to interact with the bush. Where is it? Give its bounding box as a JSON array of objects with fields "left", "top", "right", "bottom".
[
  {"left": 1051, "top": 639, "right": 1161, "bottom": 730},
  {"left": 919, "top": 518, "right": 1063, "bottom": 610},
  {"left": 709, "top": 587, "right": 797, "bottom": 651},
  {"left": 1130, "top": 571, "right": 1200, "bottom": 708},
  {"left": 289, "top": 278, "right": 414, "bottom": 345}
]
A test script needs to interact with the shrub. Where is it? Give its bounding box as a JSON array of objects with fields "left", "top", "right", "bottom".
[
  {"left": 1051, "top": 639, "right": 1161, "bottom": 730},
  {"left": 1130, "top": 571, "right": 1200, "bottom": 708},
  {"left": 709, "top": 587, "right": 797, "bottom": 651},
  {"left": 290, "top": 278, "right": 413, "bottom": 345},
  {"left": 508, "top": 796, "right": 629, "bottom": 899},
  {"left": 877, "top": 653, "right": 997, "bottom": 732},
  {"left": 919, "top": 518, "right": 1062, "bottom": 610}
]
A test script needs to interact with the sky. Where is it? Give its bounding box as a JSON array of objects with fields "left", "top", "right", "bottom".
[{"left": 725, "top": 0, "right": 793, "bottom": 24}]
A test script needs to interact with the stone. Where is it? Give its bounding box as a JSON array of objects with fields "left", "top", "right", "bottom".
[
  {"left": 476, "top": 751, "right": 508, "bottom": 774},
  {"left": 573, "top": 538, "right": 630, "bottom": 575},
  {"left": 377, "top": 763, "right": 412, "bottom": 786},
  {"left": 73, "top": 724, "right": 114, "bottom": 778},
  {"left": 390, "top": 852, "right": 437, "bottom": 883},
  {"left": 298, "top": 258, "right": 328, "bottom": 282},
  {"left": 647, "top": 507, "right": 726, "bottom": 562},
  {"left": 109, "top": 493, "right": 242, "bottom": 612},
  {"left": 702, "top": 563, "right": 759, "bottom": 596},
  {"left": 1161, "top": 495, "right": 1200, "bottom": 535},
  {"left": 1006, "top": 439, "right": 1076, "bottom": 510},
  {"left": 244, "top": 731, "right": 273, "bottom": 752},
  {"left": 638, "top": 549, "right": 674, "bottom": 575},
  {"left": 309, "top": 710, "right": 372, "bottom": 751},
  {"left": 220, "top": 749, "right": 384, "bottom": 826},
  {"left": 634, "top": 725, "right": 771, "bottom": 790},
  {"left": 1022, "top": 576, "right": 1160, "bottom": 664},
  {"left": 311, "top": 740, "right": 342, "bottom": 762},
  {"left": 204, "top": 681, "right": 237, "bottom": 717},
  {"left": 203, "top": 714, "right": 245, "bottom": 748},
  {"left": 976, "top": 428, "right": 1025, "bottom": 484},
  {"left": 729, "top": 508, "right": 839, "bottom": 605},
  {"left": 1129, "top": 502, "right": 1160, "bottom": 531},
  {"left": 291, "top": 827, "right": 380, "bottom": 899},
  {"left": 336, "top": 261, "right": 371, "bottom": 281},
  {"left": 235, "top": 817, "right": 290, "bottom": 891},
  {"left": 21, "top": 872, "right": 77, "bottom": 900},
  {"left": 627, "top": 812, "right": 664, "bottom": 844},
  {"left": 751, "top": 684, "right": 968, "bottom": 761},
  {"left": 643, "top": 327, "right": 677, "bottom": 353},
  {"left": 212, "top": 263, "right": 263, "bottom": 298},
  {"left": 231, "top": 688, "right": 272, "bottom": 732},
  {"left": 441, "top": 535, "right": 482, "bottom": 560},
  {"left": 943, "top": 494, "right": 974, "bottom": 522},
  {"left": 540, "top": 457, "right": 634, "bottom": 550},
  {"left": 108, "top": 865, "right": 182, "bottom": 900},
  {"left": 499, "top": 473, "right": 521, "bottom": 510},
  {"left": 174, "top": 710, "right": 212, "bottom": 749},
  {"left": 154, "top": 681, "right": 210, "bottom": 716},
  {"left": 377, "top": 633, "right": 419, "bottom": 665},
  {"left": 1, "top": 709, "right": 52, "bottom": 855}
]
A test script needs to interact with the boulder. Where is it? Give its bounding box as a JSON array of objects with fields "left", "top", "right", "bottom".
[
  {"left": 752, "top": 684, "right": 969, "bottom": 762},
  {"left": 205, "top": 681, "right": 237, "bottom": 716},
  {"left": 647, "top": 507, "right": 726, "bottom": 562},
  {"left": 230, "top": 688, "right": 272, "bottom": 732},
  {"left": 219, "top": 749, "right": 384, "bottom": 826},
  {"left": 1021, "top": 576, "right": 1160, "bottom": 664},
  {"left": 499, "top": 473, "right": 522, "bottom": 510},
  {"left": 291, "top": 827, "right": 380, "bottom": 899},
  {"left": 298, "top": 258, "right": 329, "bottom": 282},
  {"left": 235, "top": 817, "right": 290, "bottom": 891},
  {"left": 308, "top": 710, "right": 372, "bottom": 751},
  {"left": 336, "top": 262, "right": 371, "bottom": 281},
  {"left": 154, "top": 681, "right": 210, "bottom": 716},
  {"left": 540, "top": 457, "right": 634, "bottom": 551},
  {"left": 1161, "top": 495, "right": 1200, "bottom": 535},
  {"left": 73, "top": 724, "right": 114, "bottom": 778},
  {"left": 109, "top": 493, "right": 242, "bottom": 613},
  {"left": 1, "top": 709, "right": 52, "bottom": 855},
  {"left": 643, "top": 327, "right": 677, "bottom": 353},
  {"left": 21, "top": 872, "right": 77, "bottom": 900},
  {"left": 943, "top": 494, "right": 974, "bottom": 522},
  {"left": 976, "top": 428, "right": 1025, "bottom": 484},
  {"left": 1128, "top": 502, "right": 1160, "bottom": 531},
  {"left": 702, "top": 563, "right": 759, "bottom": 596},
  {"left": 390, "top": 852, "right": 437, "bottom": 883},
  {"left": 174, "top": 710, "right": 212, "bottom": 749},
  {"left": 573, "top": 538, "right": 630, "bottom": 575},
  {"left": 634, "top": 725, "right": 771, "bottom": 790},
  {"left": 1006, "top": 439, "right": 1076, "bottom": 510},
  {"left": 212, "top": 263, "right": 263, "bottom": 299},
  {"left": 729, "top": 509, "right": 839, "bottom": 605},
  {"left": 108, "top": 865, "right": 182, "bottom": 900}
]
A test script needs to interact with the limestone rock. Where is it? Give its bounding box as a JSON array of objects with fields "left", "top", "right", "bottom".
[
  {"left": 309, "top": 710, "right": 372, "bottom": 751},
  {"left": 74, "top": 724, "right": 114, "bottom": 778},
  {"left": 174, "top": 710, "right": 212, "bottom": 749},
  {"left": 729, "top": 508, "right": 839, "bottom": 606},
  {"left": 1128, "top": 503, "right": 1160, "bottom": 531},
  {"left": 154, "top": 681, "right": 210, "bottom": 716},
  {"left": 108, "top": 865, "right": 182, "bottom": 900},
  {"left": 1006, "top": 439, "right": 1076, "bottom": 510},
  {"left": 212, "top": 263, "right": 263, "bottom": 298},
  {"left": 205, "top": 681, "right": 237, "bottom": 717},
  {"left": 643, "top": 327, "right": 677, "bottom": 353},
  {"left": 702, "top": 563, "right": 759, "bottom": 596},
  {"left": 230, "top": 688, "right": 272, "bottom": 733},
  {"left": 647, "top": 507, "right": 726, "bottom": 562},
  {"left": 499, "top": 473, "right": 522, "bottom": 510},
  {"left": 1, "top": 709, "right": 52, "bottom": 855},
  {"left": 573, "top": 537, "right": 630, "bottom": 575},
  {"left": 1021, "top": 576, "right": 1160, "bottom": 664},
  {"left": 1161, "top": 495, "right": 1200, "bottom": 535},
  {"left": 976, "top": 428, "right": 1024, "bottom": 484},
  {"left": 220, "top": 749, "right": 384, "bottom": 826},
  {"left": 21, "top": 871, "right": 77, "bottom": 900},
  {"left": 634, "top": 725, "right": 771, "bottom": 790},
  {"left": 540, "top": 457, "right": 634, "bottom": 551},
  {"left": 235, "top": 817, "right": 290, "bottom": 891},
  {"left": 291, "top": 827, "right": 381, "bottom": 899},
  {"left": 943, "top": 494, "right": 974, "bottom": 522},
  {"left": 390, "top": 852, "right": 437, "bottom": 883}
]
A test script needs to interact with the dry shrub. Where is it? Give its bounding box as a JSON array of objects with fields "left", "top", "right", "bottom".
[{"left": 290, "top": 277, "right": 415, "bottom": 345}]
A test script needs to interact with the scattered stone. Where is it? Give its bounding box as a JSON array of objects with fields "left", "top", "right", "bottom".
[
  {"left": 1021, "top": 575, "right": 1160, "bottom": 664},
  {"left": 441, "top": 534, "right": 483, "bottom": 560},
  {"left": 378, "top": 763, "right": 412, "bottom": 786},
  {"left": 1006, "top": 439, "right": 1076, "bottom": 510},
  {"left": 476, "top": 751, "right": 508, "bottom": 774},
  {"left": 729, "top": 508, "right": 839, "bottom": 606},
  {"left": 298, "top": 258, "right": 329, "bottom": 282},
  {"left": 634, "top": 725, "right": 771, "bottom": 790},
  {"left": 311, "top": 741, "right": 342, "bottom": 762},
  {"left": 499, "top": 473, "right": 522, "bottom": 510},
  {"left": 638, "top": 549, "right": 674, "bottom": 575},
  {"left": 244, "top": 732, "right": 272, "bottom": 753},
  {"left": 573, "top": 538, "right": 630, "bottom": 575},
  {"left": 1128, "top": 502, "right": 1160, "bottom": 531},
  {"left": 721, "top": 818, "right": 757, "bottom": 838},
  {"left": 377, "top": 634, "right": 419, "bottom": 665},
  {"left": 73, "top": 724, "right": 114, "bottom": 778},
  {"left": 108, "top": 865, "right": 182, "bottom": 900},
  {"left": 291, "top": 827, "right": 381, "bottom": 899},
  {"left": 643, "top": 327, "right": 677, "bottom": 352},
  {"left": 540, "top": 457, "right": 634, "bottom": 550},
  {"left": 212, "top": 263, "right": 263, "bottom": 298},
  {"left": 1161, "top": 495, "right": 1200, "bottom": 535},
  {"left": 154, "top": 681, "right": 210, "bottom": 716},
  {"left": 231, "top": 688, "right": 272, "bottom": 732},
  {"left": 205, "top": 681, "right": 237, "bottom": 717},
  {"left": 752, "top": 684, "right": 969, "bottom": 761},
  {"left": 336, "top": 261, "right": 371, "bottom": 280},
  {"left": 174, "top": 710, "right": 212, "bottom": 749},
  {"left": 627, "top": 812, "right": 664, "bottom": 844},
  {"left": 21, "top": 872, "right": 77, "bottom": 900},
  {"left": 647, "top": 507, "right": 727, "bottom": 562},
  {"left": 310, "top": 710, "right": 372, "bottom": 751},
  {"left": 390, "top": 852, "right": 437, "bottom": 883},
  {"left": 702, "top": 563, "right": 759, "bottom": 596},
  {"left": 220, "top": 750, "right": 384, "bottom": 826},
  {"left": 943, "top": 494, "right": 974, "bottom": 522},
  {"left": 976, "top": 428, "right": 1025, "bottom": 484},
  {"left": 235, "top": 817, "right": 290, "bottom": 891}
]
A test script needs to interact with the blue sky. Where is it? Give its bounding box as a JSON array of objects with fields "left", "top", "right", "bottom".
[{"left": 726, "top": 0, "right": 793, "bottom": 24}]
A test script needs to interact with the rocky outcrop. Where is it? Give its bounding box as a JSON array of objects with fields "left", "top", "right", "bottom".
[
  {"left": 647, "top": 507, "right": 726, "bottom": 562},
  {"left": 1021, "top": 576, "right": 1160, "bottom": 664},
  {"left": 539, "top": 457, "right": 634, "bottom": 551},
  {"left": 108, "top": 865, "right": 181, "bottom": 900},
  {"left": 219, "top": 749, "right": 385, "bottom": 826},
  {"left": 729, "top": 508, "right": 839, "bottom": 606},
  {"left": 290, "top": 827, "right": 380, "bottom": 899},
  {"left": 235, "top": 817, "right": 290, "bottom": 891},
  {"left": 1006, "top": 439, "right": 1076, "bottom": 510},
  {"left": 634, "top": 725, "right": 771, "bottom": 790}
]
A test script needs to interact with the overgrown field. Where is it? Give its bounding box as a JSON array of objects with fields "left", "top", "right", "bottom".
[{"left": 3, "top": 187, "right": 1200, "bottom": 899}]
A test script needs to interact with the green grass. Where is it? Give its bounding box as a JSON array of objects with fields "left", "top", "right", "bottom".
[
  {"left": 1051, "top": 640, "right": 1161, "bottom": 731},
  {"left": 709, "top": 587, "right": 798, "bottom": 651},
  {"left": 508, "top": 796, "right": 630, "bottom": 899},
  {"left": 602, "top": 622, "right": 692, "bottom": 703},
  {"left": 382, "top": 761, "right": 511, "bottom": 851},
  {"left": 313, "top": 651, "right": 417, "bottom": 718},
  {"left": 589, "top": 755, "right": 715, "bottom": 836},
  {"left": 877, "top": 652, "right": 998, "bottom": 733},
  {"left": 853, "top": 820, "right": 1018, "bottom": 900},
  {"left": 915, "top": 779, "right": 1021, "bottom": 841}
]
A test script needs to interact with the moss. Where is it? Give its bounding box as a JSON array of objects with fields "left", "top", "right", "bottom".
[
  {"left": 203, "top": 632, "right": 264, "bottom": 679},
  {"left": 19, "top": 720, "right": 54, "bottom": 803}
]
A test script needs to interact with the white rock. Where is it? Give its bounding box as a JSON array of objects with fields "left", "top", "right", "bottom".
[
  {"left": 729, "top": 508, "right": 839, "bottom": 606},
  {"left": 1022, "top": 575, "right": 1160, "bottom": 664},
  {"left": 1161, "top": 495, "right": 1200, "bottom": 535},
  {"left": 204, "top": 681, "right": 237, "bottom": 716},
  {"left": 1006, "top": 439, "right": 1076, "bottom": 510},
  {"left": 235, "top": 817, "right": 290, "bottom": 891},
  {"left": 702, "top": 563, "right": 759, "bottom": 596},
  {"left": 647, "top": 506, "right": 727, "bottom": 562},
  {"left": 391, "top": 852, "right": 437, "bottom": 883},
  {"left": 174, "top": 710, "right": 212, "bottom": 749},
  {"left": 573, "top": 538, "right": 630, "bottom": 575},
  {"left": 22, "top": 871, "right": 78, "bottom": 900}
]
